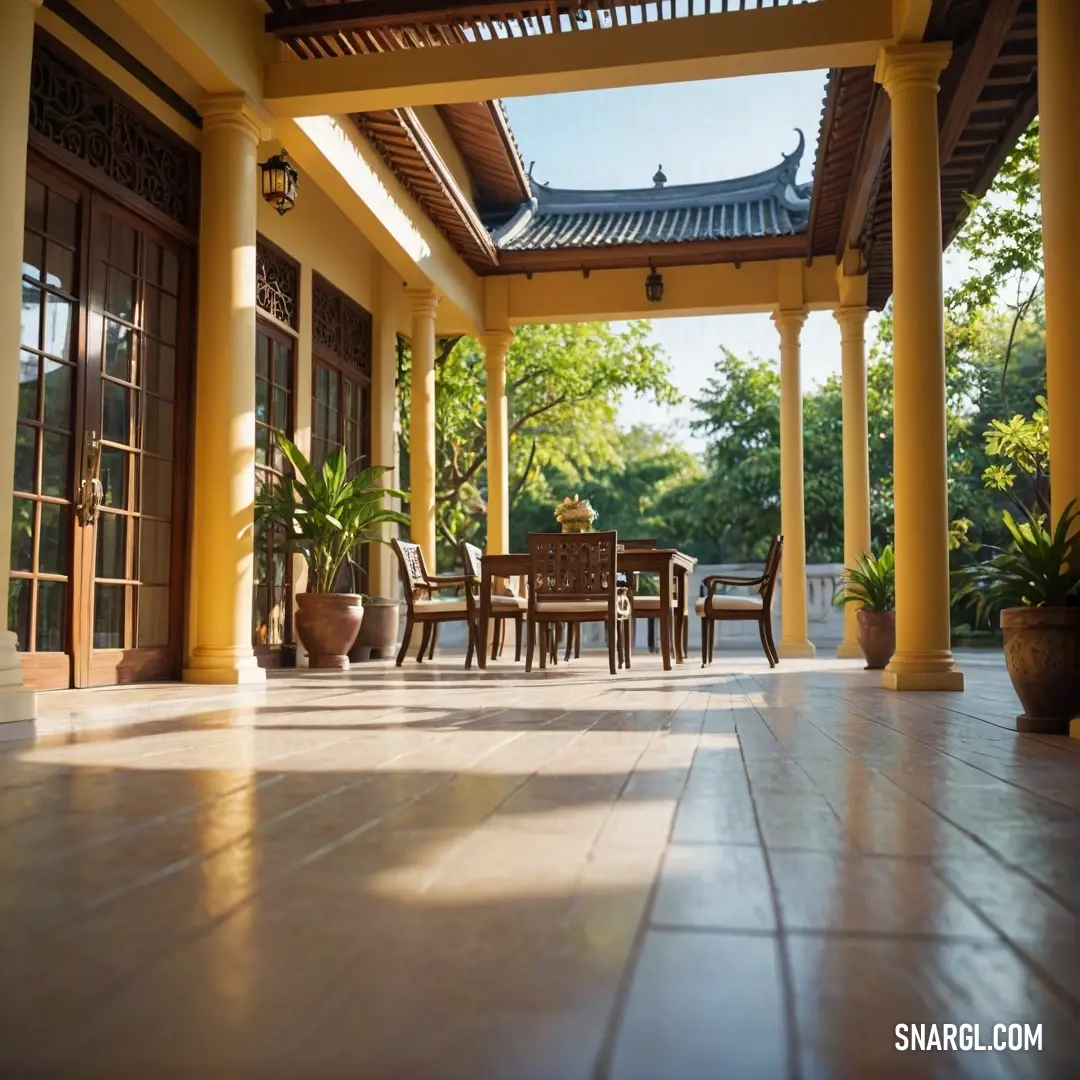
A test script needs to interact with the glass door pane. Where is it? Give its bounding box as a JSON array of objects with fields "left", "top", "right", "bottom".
[
  {"left": 11, "top": 173, "right": 81, "bottom": 687},
  {"left": 254, "top": 323, "right": 294, "bottom": 662},
  {"left": 82, "top": 201, "right": 183, "bottom": 684}
]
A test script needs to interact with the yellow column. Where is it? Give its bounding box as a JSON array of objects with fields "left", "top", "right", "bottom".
[
  {"left": 835, "top": 304, "right": 872, "bottom": 660},
  {"left": 370, "top": 257, "right": 401, "bottom": 597},
  {"left": 480, "top": 331, "right": 513, "bottom": 555},
  {"left": 773, "top": 309, "right": 815, "bottom": 659},
  {"left": 0, "top": 0, "right": 39, "bottom": 724},
  {"left": 876, "top": 43, "right": 963, "bottom": 691},
  {"left": 1039, "top": 0, "right": 1080, "bottom": 525},
  {"left": 184, "top": 95, "right": 267, "bottom": 685},
  {"left": 405, "top": 287, "right": 439, "bottom": 571}
]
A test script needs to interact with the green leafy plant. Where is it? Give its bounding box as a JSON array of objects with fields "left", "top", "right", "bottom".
[
  {"left": 834, "top": 546, "right": 895, "bottom": 612},
  {"left": 255, "top": 434, "right": 409, "bottom": 594},
  {"left": 953, "top": 501, "right": 1080, "bottom": 625},
  {"left": 981, "top": 397, "right": 1050, "bottom": 516}
]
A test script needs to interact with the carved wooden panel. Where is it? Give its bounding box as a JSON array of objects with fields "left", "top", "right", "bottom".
[
  {"left": 256, "top": 239, "right": 298, "bottom": 328},
  {"left": 342, "top": 301, "right": 371, "bottom": 373},
  {"left": 312, "top": 276, "right": 341, "bottom": 356},
  {"left": 312, "top": 273, "right": 371, "bottom": 376},
  {"left": 29, "top": 38, "right": 197, "bottom": 230}
]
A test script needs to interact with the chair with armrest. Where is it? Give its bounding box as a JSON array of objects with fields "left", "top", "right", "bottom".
[
  {"left": 459, "top": 540, "right": 528, "bottom": 662},
  {"left": 391, "top": 538, "right": 475, "bottom": 668},
  {"left": 697, "top": 535, "right": 783, "bottom": 668},
  {"left": 620, "top": 538, "right": 681, "bottom": 658},
  {"left": 526, "top": 530, "right": 631, "bottom": 675}
]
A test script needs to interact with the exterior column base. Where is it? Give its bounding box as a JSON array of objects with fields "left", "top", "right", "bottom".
[
  {"left": 778, "top": 639, "right": 817, "bottom": 659},
  {"left": 882, "top": 652, "right": 964, "bottom": 691},
  {"left": 0, "top": 632, "right": 36, "bottom": 724},
  {"left": 184, "top": 647, "right": 266, "bottom": 686},
  {"left": 836, "top": 640, "right": 865, "bottom": 660}
]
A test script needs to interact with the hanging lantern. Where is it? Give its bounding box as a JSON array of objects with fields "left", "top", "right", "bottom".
[
  {"left": 260, "top": 150, "right": 299, "bottom": 216},
  {"left": 645, "top": 263, "right": 664, "bottom": 303}
]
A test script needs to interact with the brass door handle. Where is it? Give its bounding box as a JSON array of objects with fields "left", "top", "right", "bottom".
[{"left": 77, "top": 431, "right": 103, "bottom": 526}]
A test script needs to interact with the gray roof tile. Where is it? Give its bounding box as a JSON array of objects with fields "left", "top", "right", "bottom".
[{"left": 490, "top": 132, "right": 812, "bottom": 252}]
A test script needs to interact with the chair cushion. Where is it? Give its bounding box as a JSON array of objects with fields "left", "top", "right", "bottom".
[
  {"left": 695, "top": 595, "right": 764, "bottom": 615},
  {"left": 414, "top": 599, "right": 468, "bottom": 614},
  {"left": 490, "top": 594, "right": 528, "bottom": 612},
  {"left": 632, "top": 595, "right": 677, "bottom": 611},
  {"left": 534, "top": 599, "right": 610, "bottom": 614}
]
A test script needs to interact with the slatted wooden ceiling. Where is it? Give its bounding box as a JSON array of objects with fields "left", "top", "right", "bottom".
[
  {"left": 269, "top": 0, "right": 1038, "bottom": 294},
  {"left": 811, "top": 0, "right": 1037, "bottom": 309}
]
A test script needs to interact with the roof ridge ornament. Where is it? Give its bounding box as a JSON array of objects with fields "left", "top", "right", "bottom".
[
  {"left": 778, "top": 129, "right": 806, "bottom": 186},
  {"left": 653, "top": 165, "right": 667, "bottom": 188}
]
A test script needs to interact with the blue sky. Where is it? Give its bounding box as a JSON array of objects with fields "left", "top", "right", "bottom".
[{"left": 503, "top": 73, "right": 970, "bottom": 452}]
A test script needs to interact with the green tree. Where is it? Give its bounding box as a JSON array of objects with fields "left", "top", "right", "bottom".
[
  {"left": 397, "top": 321, "right": 678, "bottom": 565},
  {"left": 510, "top": 424, "right": 704, "bottom": 553}
]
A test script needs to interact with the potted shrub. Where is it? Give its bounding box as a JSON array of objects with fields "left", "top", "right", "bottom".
[
  {"left": 955, "top": 502, "right": 1080, "bottom": 734},
  {"left": 256, "top": 435, "right": 409, "bottom": 669},
  {"left": 834, "top": 546, "right": 896, "bottom": 670}
]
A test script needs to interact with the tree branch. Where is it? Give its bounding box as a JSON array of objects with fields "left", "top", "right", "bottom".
[
  {"left": 434, "top": 336, "right": 463, "bottom": 369},
  {"left": 510, "top": 438, "right": 539, "bottom": 505},
  {"left": 1000, "top": 272, "right": 1043, "bottom": 407}
]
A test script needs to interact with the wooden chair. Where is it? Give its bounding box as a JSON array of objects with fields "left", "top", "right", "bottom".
[
  {"left": 526, "top": 531, "right": 631, "bottom": 675},
  {"left": 620, "top": 538, "right": 680, "bottom": 659},
  {"left": 391, "top": 539, "right": 476, "bottom": 668},
  {"left": 459, "top": 540, "right": 528, "bottom": 662},
  {"left": 697, "top": 535, "right": 783, "bottom": 668},
  {"left": 561, "top": 537, "right": 655, "bottom": 662}
]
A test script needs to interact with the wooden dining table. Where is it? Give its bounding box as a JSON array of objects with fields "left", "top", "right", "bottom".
[{"left": 477, "top": 548, "right": 697, "bottom": 672}]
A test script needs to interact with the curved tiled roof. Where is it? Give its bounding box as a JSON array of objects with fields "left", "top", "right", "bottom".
[{"left": 491, "top": 132, "right": 812, "bottom": 252}]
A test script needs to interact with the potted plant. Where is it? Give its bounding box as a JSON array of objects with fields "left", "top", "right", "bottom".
[
  {"left": 834, "top": 546, "right": 896, "bottom": 670},
  {"left": 256, "top": 435, "right": 409, "bottom": 669},
  {"left": 344, "top": 554, "right": 401, "bottom": 662},
  {"left": 555, "top": 495, "right": 597, "bottom": 533},
  {"left": 955, "top": 502, "right": 1080, "bottom": 734}
]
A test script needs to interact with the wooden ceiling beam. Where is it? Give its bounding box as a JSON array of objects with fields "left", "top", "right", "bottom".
[
  {"left": 491, "top": 234, "right": 808, "bottom": 275},
  {"left": 837, "top": 84, "right": 890, "bottom": 262}
]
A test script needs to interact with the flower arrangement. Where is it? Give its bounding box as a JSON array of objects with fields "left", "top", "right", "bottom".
[{"left": 554, "top": 494, "right": 597, "bottom": 532}]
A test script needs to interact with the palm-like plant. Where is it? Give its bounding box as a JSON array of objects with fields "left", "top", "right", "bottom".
[
  {"left": 834, "top": 546, "right": 895, "bottom": 612},
  {"left": 255, "top": 434, "right": 410, "bottom": 594},
  {"left": 954, "top": 501, "right": 1080, "bottom": 625}
]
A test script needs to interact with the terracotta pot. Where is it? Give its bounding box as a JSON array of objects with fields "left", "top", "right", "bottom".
[
  {"left": 856, "top": 608, "right": 896, "bottom": 670},
  {"left": 1000, "top": 607, "right": 1080, "bottom": 734},
  {"left": 295, "top": 592, "right": 364, "bottom": 670},
  {"left": 348, "top": 597, "right": 400, "bottom": 662}
]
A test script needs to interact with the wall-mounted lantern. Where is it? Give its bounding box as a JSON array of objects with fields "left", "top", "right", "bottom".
[
  {"left": 645, "top": 263, "right": 664, "bottom": 303},
  {"left": 260, "top": 149, "right": 299, "bottom": 216}
]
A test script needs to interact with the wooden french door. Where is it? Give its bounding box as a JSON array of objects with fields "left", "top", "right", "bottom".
[{"left": 14, "top": 158, "right": 191, "bottom": 689}]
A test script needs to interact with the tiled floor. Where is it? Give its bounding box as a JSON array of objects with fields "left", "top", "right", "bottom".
[{"left": 1, "top": 651, "right": 1077, "bottom": 1078}]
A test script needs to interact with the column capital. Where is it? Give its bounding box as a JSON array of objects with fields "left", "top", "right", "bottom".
[
  {"left": 479, "top": 329, "right": 514, "bottom": 366},
  {"left": 772, "top": 308, "right": 807, "bottom": 343},
  {"left": 874, "top": 42, "right": 952, "bottom": 98},
  {"left": 404, "top": 287, "right": 440, "bottom": 319},
  {"left": 200, "top": 93, "right": 272, "bottom": 145},
  {"left": 833, "top": 306, "right": 869, "bottom": 340}
]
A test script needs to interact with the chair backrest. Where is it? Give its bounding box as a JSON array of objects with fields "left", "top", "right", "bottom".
[
  {"left": 391, "top": 538, "right": 430, "bottom": 610},
  {"left": 620, "top": 538, "right": 658, "bottom": 550},
  {"left": 528, "top": 530, "right": 618, "bottom": 607},
  {"left": 760, "top": 535, "right": 784, "bottom": 607},
  {"left": 459, "top": 540, "right": 483, "bottom": 581}
]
